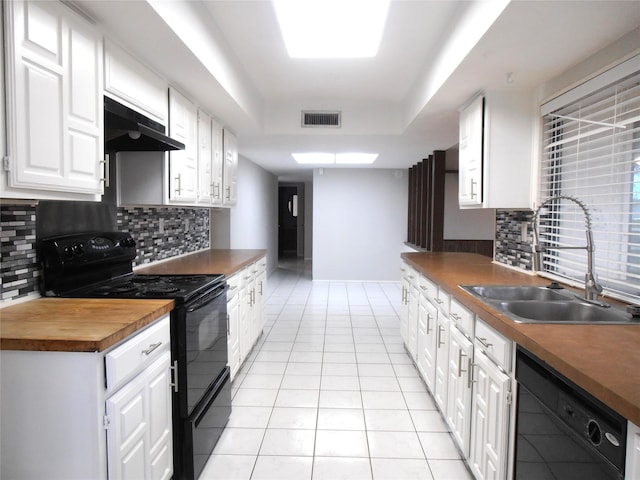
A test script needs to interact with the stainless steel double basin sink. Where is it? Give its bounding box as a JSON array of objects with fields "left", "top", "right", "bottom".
[{"left": 460, "top": 284, "right": 638, "bottom": 324}]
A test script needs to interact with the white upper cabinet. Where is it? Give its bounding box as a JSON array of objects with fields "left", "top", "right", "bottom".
[
  {"left": 458, "top": 95, "right": 484, "bottom": 207},
  {"left": 103, "top": 39, "right": 168, "bottom": 125},
  {"left": 211, "top": 119, "right": 224, "bottom": 205},
  {"left": 197, "top": 111, "right": 224, "bottom": 205},
  {"left": 458, "top": 90, "right": 535, "bottom": 209},
  {"left": 197, "top": 109, "right": 213, "bottom": 204},
  {"left": 222, "top": 129, "right": 238, "bottom": 206},
  {"left": 3, "top": 0, "right": 104, "bottom": 199},
  {"left": 168, "top": 87, "right": 198, "bottom": 203}
]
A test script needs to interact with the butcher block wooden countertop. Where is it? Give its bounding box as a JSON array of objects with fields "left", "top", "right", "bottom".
[
  {"left": 402, "top": 252, "right": 640, "bottom": 426},
  {"left": 0, "top": 298, "right": 174, "bottom": 352},
  {"left": 134, "top": 248, "right": 266, "bottom": 276},
  {"left": 0, "top": 249, "right": 265, "bottom": 353}
]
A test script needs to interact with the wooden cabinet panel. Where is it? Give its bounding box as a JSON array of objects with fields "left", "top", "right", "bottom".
[{"left": 407, "top": 151, "right": 445, "bottom": 250}]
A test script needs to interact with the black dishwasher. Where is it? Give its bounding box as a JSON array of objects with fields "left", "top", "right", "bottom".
[{"left": 514, "top": 347, "right": 626, "bottom": 480}]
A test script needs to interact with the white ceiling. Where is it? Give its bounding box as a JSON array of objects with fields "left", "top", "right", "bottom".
[{"left": 75, "top": 0, "right": 640, "bottom": 181}]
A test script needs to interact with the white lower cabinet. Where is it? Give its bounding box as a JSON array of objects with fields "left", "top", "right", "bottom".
[
  {"left": 468, "top": 348, "right": 511, "bottom": 480},
  {"left": 401, "top": 263, "right": 518, "bottom": 480},
  {"left": 105, "top": 350, "right": 173, "bottom": 480},
  {"left": 434, "top": 311, "right": 450, "bottom": 412},
  {"left": 417, "top": 293, "right": 438, "bottom": 392},
  {"left": 627, "top": 421, "right": 640, "bottom": 480},
  {"left": 0, "top": 314, "right": 172, "bottom": 480},
  {"left": 446, "top": 323, "right": 475, "bottom": 457},
  {"left": 227, "top": 273, "right": 241, "bottom": 381},
  {"left": 227, "top": 256, "right": 267, "bottom": 380}
]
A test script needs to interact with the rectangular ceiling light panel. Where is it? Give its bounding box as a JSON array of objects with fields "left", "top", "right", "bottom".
[
  {"left": 293, "top": 153, "right": 378, "bottom": 165},
  {"left": 273, "top": 0, "right": 390, "bottom": 58}
]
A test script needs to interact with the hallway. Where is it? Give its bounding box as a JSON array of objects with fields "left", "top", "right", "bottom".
[{"left": 201, "top": 259, "right": 472, "bottom": 480}]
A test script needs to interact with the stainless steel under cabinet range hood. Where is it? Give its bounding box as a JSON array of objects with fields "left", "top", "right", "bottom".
[{"left": 104, "top": 96, "right": 185, "bottom": 153}]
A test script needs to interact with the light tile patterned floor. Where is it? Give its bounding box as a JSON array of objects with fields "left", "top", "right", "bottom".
[{"left": 201, "top": 259, "right": 473, "bottom": 480}]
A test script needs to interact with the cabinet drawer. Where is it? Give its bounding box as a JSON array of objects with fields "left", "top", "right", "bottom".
[
  {"left": 449, "top": 299, "right": 474, "bottom": 338},
  {"left": 475, "top": 319, "right": 513, "bottom": 372},
  {"left": 435, "top": 289, "right": 450, "bottom": 317},
  {"left": 105, "top": 315, "right": 170, "bottom": 391},
  {"left": 418, "top": 275, "right": 438, "bottom": 303},
  {"left": 227, "top": 273, "right": 239, "bottom": 300}
]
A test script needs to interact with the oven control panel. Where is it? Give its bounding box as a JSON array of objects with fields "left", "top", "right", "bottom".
[{"left": 41, "top": 232, "right": 137, "bottom": 266}]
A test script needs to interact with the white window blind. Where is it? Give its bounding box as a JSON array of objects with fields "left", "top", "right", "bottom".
[{"left": 539, "top": 60, "right": 640, "bottom": 302}]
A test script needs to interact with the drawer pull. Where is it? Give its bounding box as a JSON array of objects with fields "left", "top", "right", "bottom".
[
  {"left": 141, "top": 342, "right": 162, "bottom": 356},
  {"left": 426, "top": 313, "right": 433, "bottom": 335},
  {"left": 477, "top": 337, "right": 493, "bottom": 349},
  {"left": 450, "top": 313, "right": 461, "bottom": 322},
  {"left": 435, "top": 298, "right": 443, "bottom": 305}
]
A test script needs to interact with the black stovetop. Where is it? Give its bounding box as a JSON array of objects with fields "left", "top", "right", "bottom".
[
  {"left": 66, "top": 273, "right": 226, "bottom": 303},
  {"left": 39, "top": 231, "right": 225, "bottom": 303}
]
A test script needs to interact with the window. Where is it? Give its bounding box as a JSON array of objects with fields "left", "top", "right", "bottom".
[{"left": 538, "top": 56, "right": 640, "bottom": 302}]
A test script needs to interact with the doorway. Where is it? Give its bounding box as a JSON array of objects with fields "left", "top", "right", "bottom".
[{"left": 278, "top": 184, "right": 304, "bottom": 259}]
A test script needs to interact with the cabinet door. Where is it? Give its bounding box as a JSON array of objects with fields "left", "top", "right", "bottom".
[
  {"left": 417, "top": 295, "right": 437, "bottom": 393},
  {"left": 168, "top": 88, "right": 197, "bottom": 202},
  {"left": 627, "top": 421, "right": 640, "bottom": 480},
  {"left": 434, "top": 313, "right": 450, "bottom": 412},
  {"left": 211, "top": 119, "right": 224, "bottom": 205},
  {"left": 104, "top": 39, "right": 168, "bottom": 125},
  {"left": 254, "top": 259, "right": 267, "bottom": 340},
  {"left": 5, "top": 0, "right": 104, "bottom": 196},
  {"left": 197, "top": 109, "right": 213, "bottom": 204},
  {"left": 106, "top": 350, "right": 173, "bottom": 480},
  {"left": 227, "top": 285, "right": 241, "bottom": 381},
  {"left": 458, "top": 95, "right": 483, "bottom": 207},
  {"left": 407, "top": 282, "right": 419, "bottom": 361},
  {"left": 400, "top": 266, "right": 411, "bottom": 345},
  {"left": 446, "top": 325, "right": 474, "bottom": 456},
  {"left": 222, "top": 129, "right": 238, "bottom": 205},
  {"left": 469, "top": 349, "right": 511, "bottom": 480}
]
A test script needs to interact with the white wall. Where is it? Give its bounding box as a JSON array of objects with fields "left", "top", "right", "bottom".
[
  {"left": 313, "top": 168, "right": 411, "bottom": 281},
  {"left": 218, "top": 155, "right": 278, "bottom": 274}
]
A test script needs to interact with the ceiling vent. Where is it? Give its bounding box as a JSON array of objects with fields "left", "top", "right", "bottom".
[{"left": 301, "top": 110, "right": 341, "bottom": 128}]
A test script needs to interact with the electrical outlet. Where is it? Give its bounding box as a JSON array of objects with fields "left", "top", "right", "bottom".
[{"left": 159, "top": 218, "right": 164, "bottom": 234}]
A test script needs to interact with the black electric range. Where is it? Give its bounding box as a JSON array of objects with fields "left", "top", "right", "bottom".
[{"left": 39, "top": 231, "right": 231, "bottom": 480}]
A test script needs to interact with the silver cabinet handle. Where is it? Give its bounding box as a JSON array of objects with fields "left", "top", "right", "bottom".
[
  {"left": 100, "top": 154, "right": 110, "bottom": 187},
  {"left": 426, "top": 313, "right": 432, "bottom": 335},
  {"left": 437, "top": 325, "right": 445, "bottom": 348},
  {"left": 174, "top": 174, "right": 182, "bottom": 195},
  {"left": 470, "top": 178, "right": 477, "bottom": 199},
  {"left": 450, "top": 313, "right": 461, "bottom": 323},
  {"left": 458, "top": 349, "right": 468, "bottom": 377},
  {"left": 468, "top": 359, "right": 476, "bottom": 389},
  {"left": 225, "top": 185, "right": 231, "bottom": 200},
  {"left": 170, "top": 360, "right": 179, "bottom": 393},
  {"left": 141, "top": 342, "right": 162, "bottom": 356},
  {"left": 476, "top": 337, "right": 493, "bottom": 349}
]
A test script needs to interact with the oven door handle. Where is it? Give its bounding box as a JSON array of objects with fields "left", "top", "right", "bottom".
[{"left": 187, "top": 285, "right": 228, "bottom": 313}]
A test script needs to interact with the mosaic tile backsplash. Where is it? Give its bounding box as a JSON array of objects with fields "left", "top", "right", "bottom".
[
  {"left": 118, "top": 207, "right": 210, "bottom": 266},
  {"left": 1, "top": 203, "right": 209, "bottom": 303},
  {"left": 1, "top": 204, "right": 39, "bottom": 302},
  {"left": 494, "top": 209, "right": 534, "bottom": 270}
]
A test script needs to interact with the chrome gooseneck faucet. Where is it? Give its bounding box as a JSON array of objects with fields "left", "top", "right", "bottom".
[{"left": 532, "top": 195, "right": 606, "bottom": 305}]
